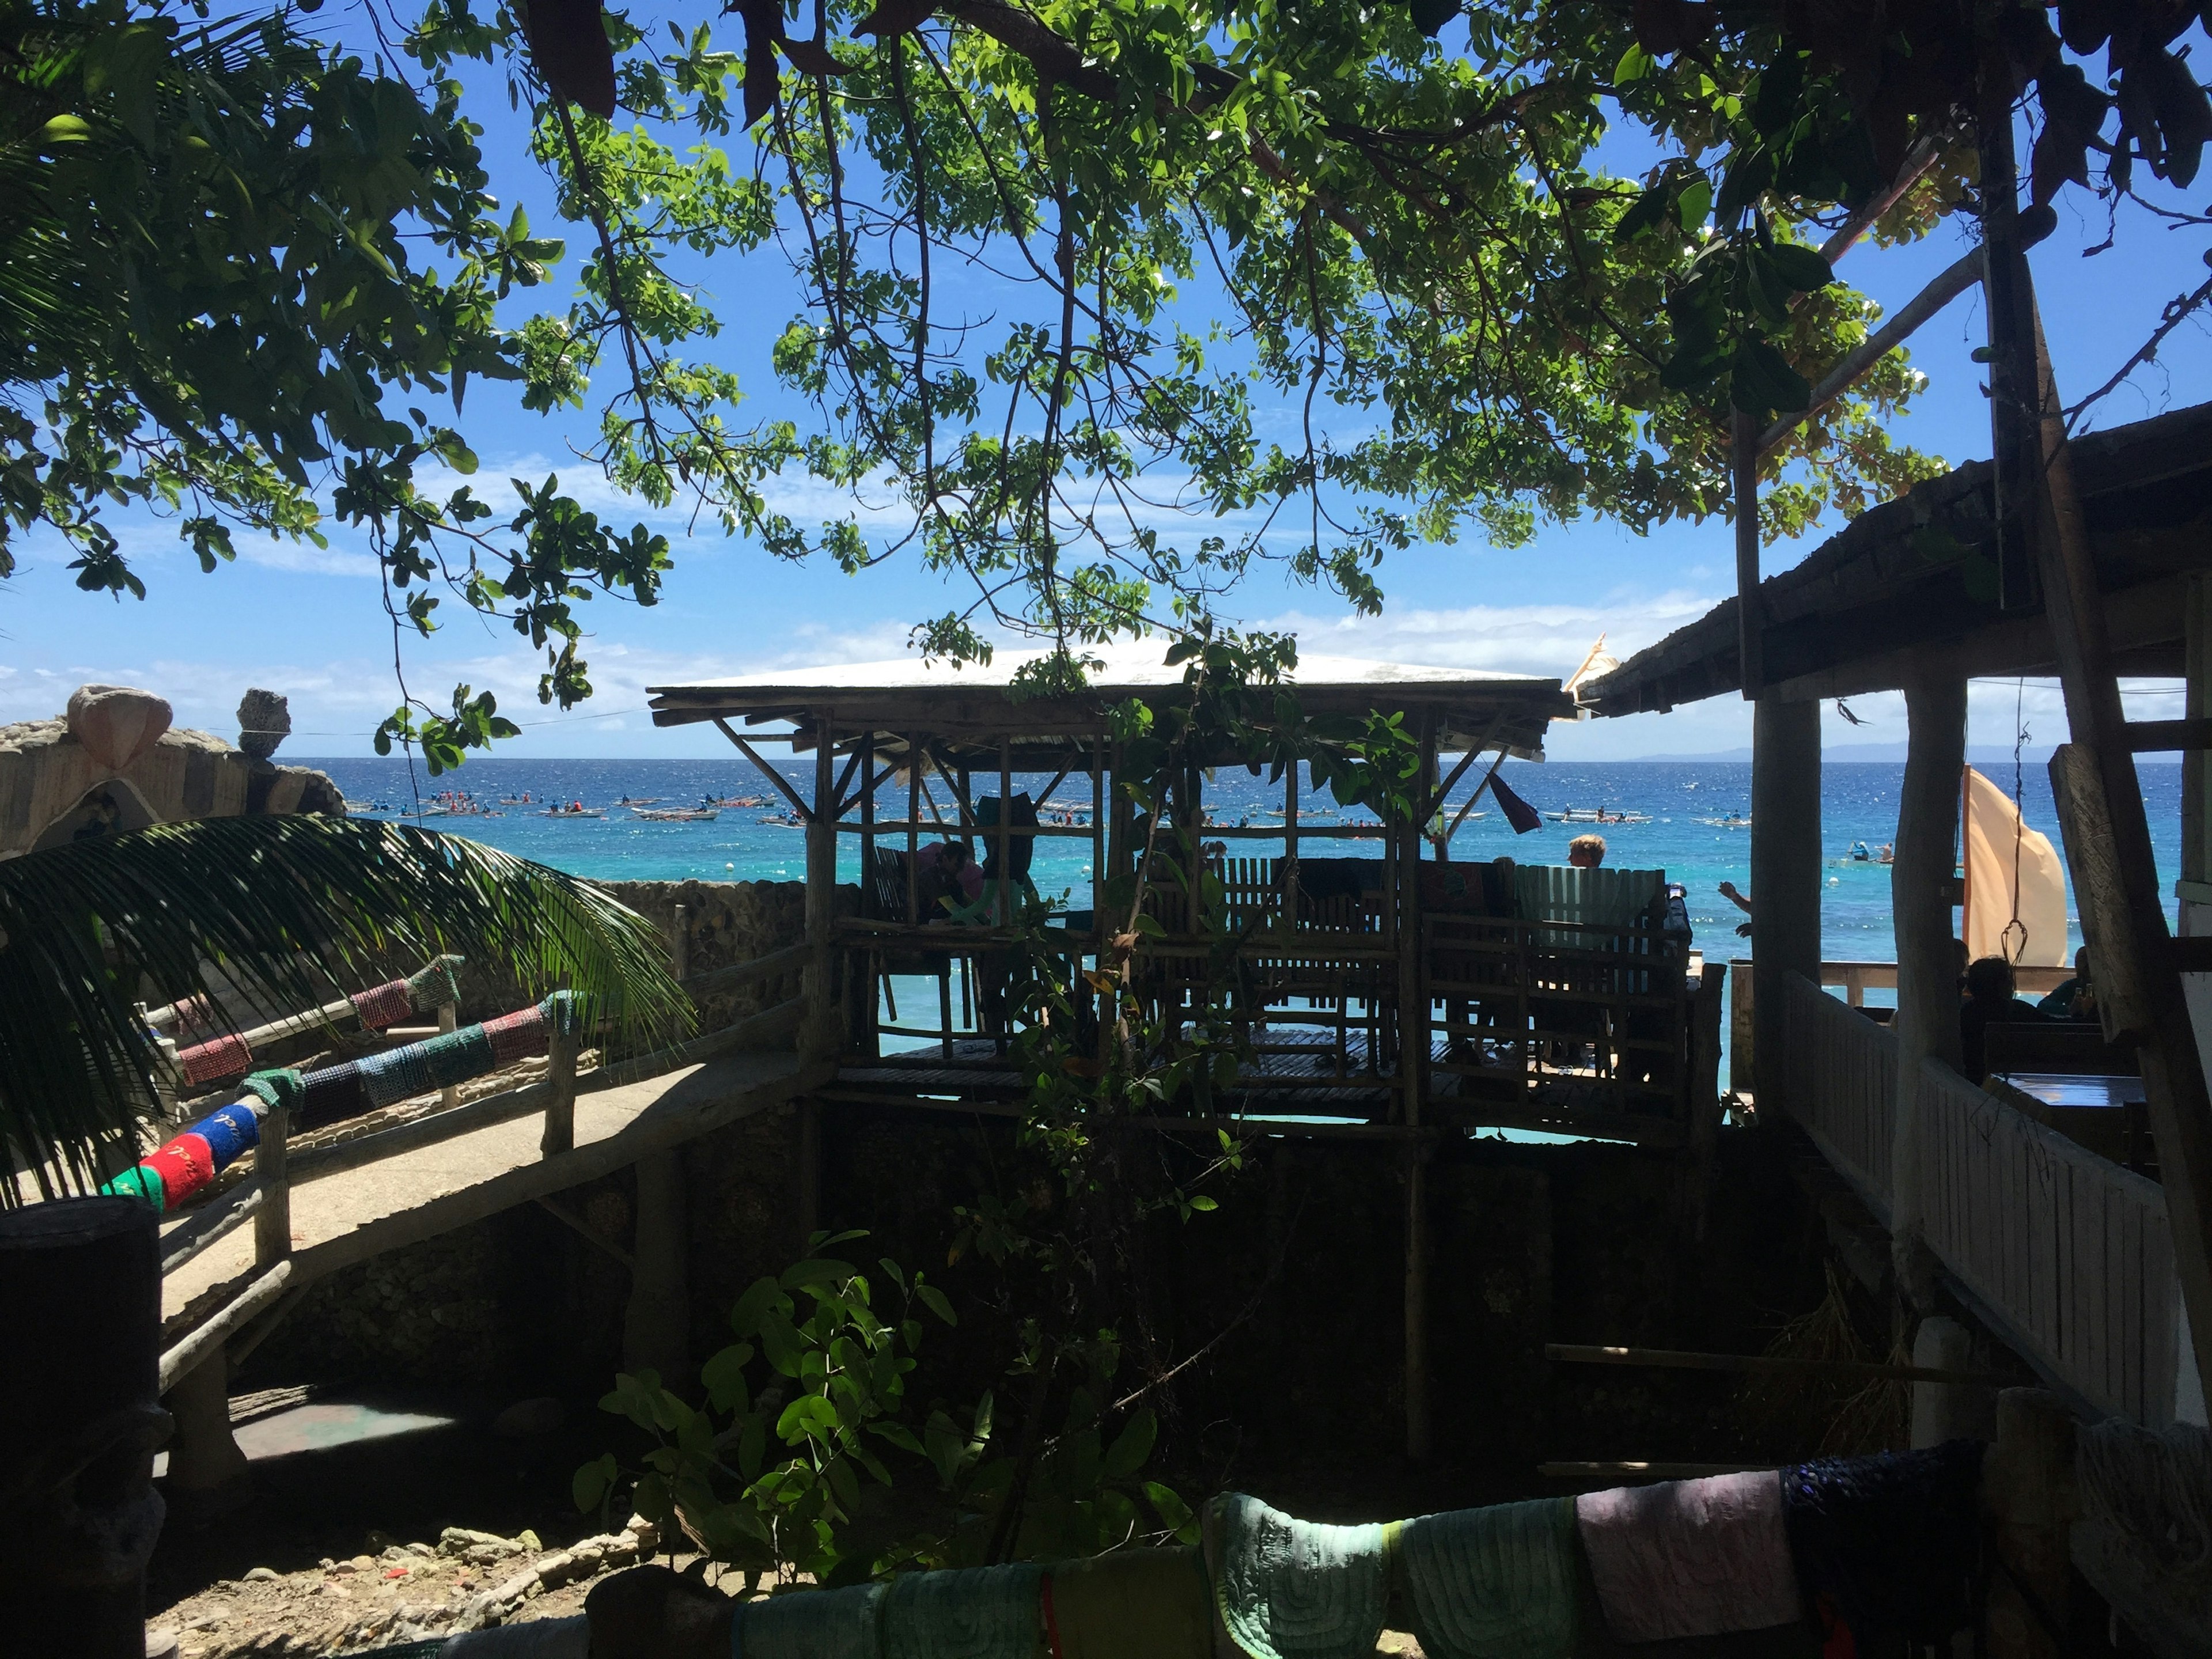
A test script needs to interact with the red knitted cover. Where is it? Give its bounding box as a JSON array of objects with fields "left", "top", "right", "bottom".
[
  {"left": 350, "top": 977, "right": 415, "bottom": 1031},
  {"left": 482, "top": 1004, "right": 550, "bottom": 1067},
  {"left": 179, "top": 1031, "right": 254, "bottom": 1085},
  {"left": 145, "top": 1134, "right": 215, "bottom": 1207}
]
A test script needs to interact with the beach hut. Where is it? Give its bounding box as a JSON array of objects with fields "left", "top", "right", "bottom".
[{"left": 1580, "top": 400, "right": 2212, "bottom": 1456}]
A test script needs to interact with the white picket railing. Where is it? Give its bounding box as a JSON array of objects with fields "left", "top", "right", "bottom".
[{"left": 1780, "top": 971, "right": 2186, "bottom": 1425}]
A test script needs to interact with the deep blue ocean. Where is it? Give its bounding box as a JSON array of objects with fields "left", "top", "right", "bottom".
[{"left": 306, "top": 755, "right": 2187, "bottom": 1002}]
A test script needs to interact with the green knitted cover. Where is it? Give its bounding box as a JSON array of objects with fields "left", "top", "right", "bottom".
[
  {"left": 1207, "top": 1494, "right": 1393, "bottom": 1659},
  {"left": 1399, "top": 1498, "right": 1580, "bottom": 1659},
  {"left": 405, "top": 954, "right": 465, "bottom": 1013},
  {"left": 240, "top": 1068, "right": 304, "bottom": 1116},
  {"left": 104, "top": 1164, "right": 164, "bottom": 1211}
]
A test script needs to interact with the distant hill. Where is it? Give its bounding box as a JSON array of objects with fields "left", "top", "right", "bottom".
[{"left": 1623, "top": 743, "right": 2179, "bottom": 765}]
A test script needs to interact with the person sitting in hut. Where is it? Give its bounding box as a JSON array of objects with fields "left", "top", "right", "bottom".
[
  {"left": 1568, "top": 832, "right": 1607, "bottom": 869},
  {"left": 915, "top": 840, "right": 983, "bottom": 916},
  {"left": 1960, "top": 956, "right": 2048, "bottom": 1082},
  {"left": 2035, "top": 945, "right": 2099, "bottom": 1022}
]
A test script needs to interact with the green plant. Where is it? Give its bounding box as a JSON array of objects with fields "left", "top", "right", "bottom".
[{"left": 577, "top": 1233, "right": 1195, "bottom": 1586}]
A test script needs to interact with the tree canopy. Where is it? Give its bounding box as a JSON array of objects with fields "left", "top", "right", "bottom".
[{"left": 7, "top": 0, "right": 2207, "bottom": 738}]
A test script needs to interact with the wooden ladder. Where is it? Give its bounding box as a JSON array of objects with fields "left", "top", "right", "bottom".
[{"left": 1980, "top": 63, "right": 2212, "bottom": 1405}]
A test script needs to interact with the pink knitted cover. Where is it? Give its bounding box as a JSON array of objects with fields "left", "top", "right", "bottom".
[
  {"left": 350, "top": 977, "right": 416, "bottom": 1031},
  {"left": 1574, "top": 1471, "right": 1802, "bottom": 1643},
  {"left": 482, "top": 1003, "right": 550, "bottom": 1067},
  {"left": 179, "top": 1031, "right": 254, "bottom": 1085}
]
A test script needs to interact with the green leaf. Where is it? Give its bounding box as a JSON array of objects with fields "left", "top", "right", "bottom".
[
  {"left": 1674, "top": 177, "right": 1712, "bottom": 230},
  {"left": 572, "top": 1452, "right": 616, "bottom": 1514},
  {"left": 1144, "top": 1480, "right": 1199, "bottom": 1544},
  {"left": 1613, "top": 42, "right": 1654, "bottom": 86},
  {"left": 1101, "top": 1410, "right": 1158, "bottom": 1479},
  {"left": 1186, "top": 1194, "right": 1218, "bottom": 1212},
  {"left": 1764, "top": 243, "right": 1836, "bottom": 293},
  {"left": 781, "top": 1257, "right": 859, "bottom": 1292},
  {"left": 915, "top": 1283, "right": 958, "bottom": 1326},
  {"left": 700, "top": 1343, "right": 755, "bottom": 1412}
]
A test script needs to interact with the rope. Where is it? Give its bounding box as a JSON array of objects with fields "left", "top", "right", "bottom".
[{"left": 2078, "top": 1418, "right": 2212, "bottom": 1582}]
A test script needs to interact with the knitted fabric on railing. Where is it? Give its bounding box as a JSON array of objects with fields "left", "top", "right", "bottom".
[
  {"left": 1206, "top": 1493, "right": 1396, "bottom": 1659},
  {"left": 308, "top": 991, "right": 571, "bottom": 1117},
  {"left": 240, "top": 1069, "right": 303, "bottom": 1118},
  {"left": 483, "top": 1002, "right": 551, "bottom": 1066},
  {"left": 1779, "top": 1440, "right": 1983, "bottom": 1646},
  {"left": 179, "top": 1029, "right": 255, "bottom": 1086},
  {"left": 881, "top": 1562, "right": 1043, "bottom": 1659},
  {"left": 1574, "top": 1471, "right": 1802, "bottom": 1643},
  {"left": 739, "top": 1582, "right": 887, "bottom": 1659},
  {"left": 168, "top": 993, "right": 218, "bottom": 1039},
  {"left": 1398, "top": 1498, "right": 1580, "bottom": 1659},
  {"left": 105, "top": 1164, "right": 165, "bottom": 1212},
  {"left": 355, "top": 1021, "right": 496, "bottom": 1109},
  {"left": 351, "top": 954, "right": 466, "bottom": 1030},
  {"left": 298, "top": 1060, "right": 368, "bottom": 1129},
  {"left": 101, "top": 1096, "right": 270, "bottom": 1209}
]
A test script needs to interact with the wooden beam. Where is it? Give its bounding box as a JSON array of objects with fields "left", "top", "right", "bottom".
[
  {"left": 2124, "top": 717, "right": 2212, "bottom": 752},
  {"left": 713, "top": 718, "right": 811, "bottom": 821},
  {"left": 1891, "top": 669, "right": 1968, "bottom": 1308},
  {"left": 1733, "top": 408, "right": 1765, "bottom": 696},
  {"left": 1545, "top": 1343, "right": 2024, "bottom": 1386},
  {"left": 1758, "top": 249, "right": 1984, "bottom": 456}
]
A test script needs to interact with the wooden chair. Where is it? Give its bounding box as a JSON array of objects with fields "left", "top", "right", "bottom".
[{"left": 867, "top": 847, "right": 960, "bottom": 1058}]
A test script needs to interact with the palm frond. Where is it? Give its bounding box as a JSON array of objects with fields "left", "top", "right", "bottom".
[{"left": 0, "top": 815, "right": 691, "bottom": 1202}]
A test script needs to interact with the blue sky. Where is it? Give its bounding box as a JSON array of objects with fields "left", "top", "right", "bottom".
[{"left": 5, "top": 9, "right": 2206, "bottom": 762}]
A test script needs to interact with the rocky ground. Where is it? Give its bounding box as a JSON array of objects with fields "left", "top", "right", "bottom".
[{"left": 148, "top": 1516, "right": 682, "bottom": 1657}]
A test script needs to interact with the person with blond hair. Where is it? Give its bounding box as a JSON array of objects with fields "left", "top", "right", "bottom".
[{"left": 1568, "top": 832, "right": 1606, "bottom": 869}]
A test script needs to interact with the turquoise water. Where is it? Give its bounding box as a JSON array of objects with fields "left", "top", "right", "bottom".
[{"left": 308, "top": 756, "right": 2187, "bottom": 991}]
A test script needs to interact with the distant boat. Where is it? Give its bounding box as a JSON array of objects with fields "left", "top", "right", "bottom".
[
  {"left": 1547, "top": 808, "right": 1650, "bottom": 825},
  {"left": 618, "top": 796, "right": 663, "bottom": 806},
  {"left": 1696, "top": 814, "right": 1752, "bottom": 828},
  {"left": 541, "top": 806, "right": 605, "bottom": 819},
  {"left": 758, "top": 813, "right": 804, "bottom": 828},
  {"left": 632, "top": 806, "right": 719, "bottom": 822}
]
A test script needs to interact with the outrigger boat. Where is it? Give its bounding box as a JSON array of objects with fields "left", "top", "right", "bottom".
[{"left": 631, "top": 806, "right": 719, "bottom": 822}]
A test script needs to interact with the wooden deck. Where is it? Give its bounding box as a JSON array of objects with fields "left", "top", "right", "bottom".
[{"left": 832, "top": 1033, "right": 1688, "bottom": 1144}]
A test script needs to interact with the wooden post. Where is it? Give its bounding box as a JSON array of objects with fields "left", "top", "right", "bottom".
[
  {"left": 1909, "top": 1316, "right": 1995, "bottom": 1448},
  {"left": 254, "top": 1102, "right": 290, "bottom": 1268},
  {"left": 1982, "top": 1388, "right": 2075, "bottom": 1659},
  {"left": 1284, "top": 759, "right": 1301, "bottom": 926},
  {"left": 804, "top": 715, "right": 839, "bottom": 1062},
  {"left": 1750, "top": 692, "right": 1821, "bottom": 1112},
  {"left": 907, "top": 733, "right": 922, "bottom": 925},
  {"left": 0, "top": 1199, "right": 165, "bottom": 1658},
  {"left": 437, "top": 1001, "right": 460, "bottom": 1112},
  {"left": 997, "top": 740, "right": 1013, "bottom": 925},
  {"left": 540, "top": 1018, "right": 578, "bottom": 1157},
  {"left": 671, "top": 902, "right": 690, "bottom": 982},
  {"left": 164, "top": 1349, "right": 251, "bottom": 1520},
  {"left": 1400, "top": 719, "right": 1435, "bottom": 1461},
  {"left": 2187, "top": 577, "right": 2212, "bottom": 893},
  {"left": 1733, "top": 408, "right": 1765, "bottom": 696},
  {"left": 1891, "top": 668, "right": 1967, "bottom": 1306},
  {"left": 2012, "top": 306, "right": 2212, "bottom": 1404},
  {"left": 623, "top": 1149, "right": 691, "bottom": 1387}
]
